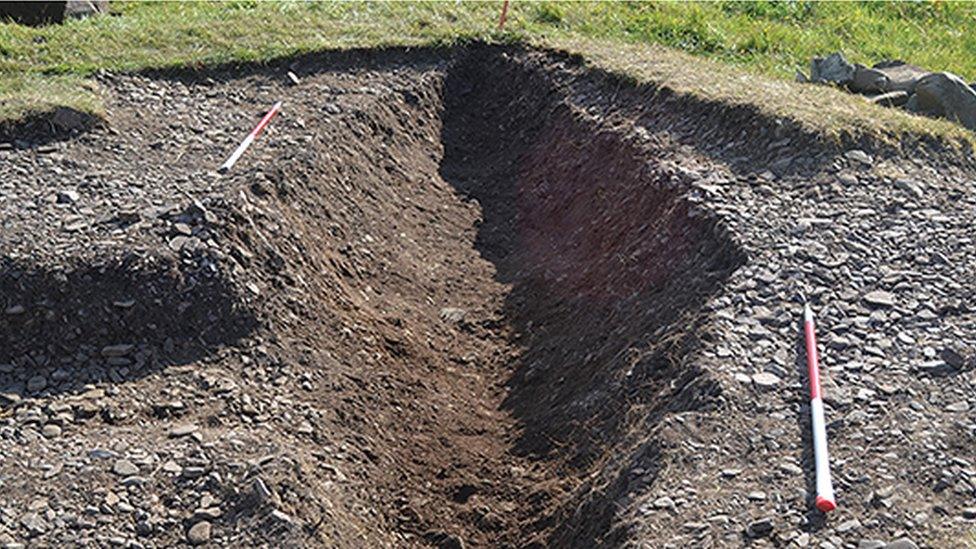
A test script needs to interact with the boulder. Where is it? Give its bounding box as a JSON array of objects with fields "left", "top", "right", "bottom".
[
  {"left": 850, "top": 64, "right": 889, "bottom": 94},
  {"left": 810, "top": 52, "right": 855, "bottom": 85},
  {"left": 913, "top": 72, "right": 976, "bottom": 130},
  {"left": 0, "top": 1, "right": 107, "bottom": 26},
  {"left": 871, "top": 60, "right": 932, "bottom": 93}
]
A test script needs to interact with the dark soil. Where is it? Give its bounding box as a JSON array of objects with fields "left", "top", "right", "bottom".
[{"left": 1, "top": 44, "right": 974, "bottom": 548}]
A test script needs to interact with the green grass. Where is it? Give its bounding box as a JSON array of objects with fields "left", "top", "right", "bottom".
[{"left": 1, "top": 1, "right": 975, "bottom": 146}]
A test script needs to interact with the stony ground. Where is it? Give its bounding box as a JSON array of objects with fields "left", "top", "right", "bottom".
[{"left": 1, "top": 45, "right": 975, "bottom": 549}]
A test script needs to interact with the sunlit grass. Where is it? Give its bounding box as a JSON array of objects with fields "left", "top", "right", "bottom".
[{"left": 1, "top": 1, "right": 973, "bottom": 146}]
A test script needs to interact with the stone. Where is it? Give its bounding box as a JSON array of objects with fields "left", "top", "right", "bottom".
[
  {"left": 191, "top": 507, "right": 222, "bottom": 521},
  {"left": 56, "top": 190, "right": 80, "bottom": 204},
  {"left": 913, "top": 72, "right": 976, "bottom": 130},
  {"left": 962, "top": 507, "right": 976, "bottom": 519},
  {"left": 946, "top": 401, "right": 970, "bottom": 413},
  {"left": 850, "top": 64, "right": 889, "bottom": 93},
  {"left": 287, "top": 71, "right": 301, "bottom": 86},
  {"left": 187, "top": 521, "right": 211, "bottom": 545},
  {"left": 870, "top": 91, "right": 909, "bottom": 107},
  {"left": 871, "top": 61, "right": 931, "bottom": 93},
  {"left": 439, "top": 307, "right": 466, "bottom": 323},
  {"left": 41, "top": 424, "right": 62, "bottom": 438},
  {"left": 19, "top": 512, "right": 49, "bottom": 535},
  {"left": 752, "top": 372, "right": 781, "bottom": 389},
  {"left": 885, "top": 538, "right": 918, "bottom": 549},
  {"left": 653, "top": 496, "right": 676, "bottom": 510},
  {"left": 940, "top": 347, "right": 967, "bottom": 369},
  {"left": 250, "top": 477, "right": 278, "bottom": 506},
  {"left": 746, "top": 517, "right": 774, "bottom": 537},
  {"left": 270, "top": 510, "right": 294, "bottom": 524},
  {"left": 101, "top": 344, "right": 134, "bottom": 357},
  {"left": 810, "top": 52, "right": 855, "bottom": 85},
  {"left": 26, "top": 375, "right": 47, "bottom": 392},
  {"left": 857, "top": 541, "right": 885, "bottom": 549},
  {"left": 863, "top": 291, "right": 895, "bottom": 308},
  {"left": 845, "top": 149, "right": 873, "bottom": 165},
  {"left": 113, "top": 459, "right": 139, "bottom": 476},
  {"left": 169, "top": 424, "right": 199, "bottom": 438}
]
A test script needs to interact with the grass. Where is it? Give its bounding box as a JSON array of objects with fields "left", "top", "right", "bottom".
[{"left": 1, "top": 1, "right": 975, "bottom": 146}]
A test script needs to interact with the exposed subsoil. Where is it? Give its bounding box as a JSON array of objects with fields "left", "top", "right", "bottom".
[{"left": 1, "top": 45, "right": 975, "bottom": 548}]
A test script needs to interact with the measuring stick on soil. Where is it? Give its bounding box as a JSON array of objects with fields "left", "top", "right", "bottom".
[
  {"left": 803, "top": 303, "right": 836, "bottom": 513},
  {"left": 218, "top": 101, "right": 282, "bottom": 173}
]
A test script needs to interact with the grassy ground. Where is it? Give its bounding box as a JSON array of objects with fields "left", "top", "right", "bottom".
[{"left": 1, "top": 1, "right": 974, "bottom": 143}]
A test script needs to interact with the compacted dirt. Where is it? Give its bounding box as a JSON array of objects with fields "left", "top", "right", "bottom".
[{"left": 1, "top": 45, "right": 975, "bottom": 548}]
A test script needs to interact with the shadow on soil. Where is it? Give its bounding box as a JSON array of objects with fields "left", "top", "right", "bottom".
[
  {"left": 439, "top": 47, "right": 745, "bottom": 546},
  {"left": 0, "top": 254, "right": 257, "bottom": 398}
]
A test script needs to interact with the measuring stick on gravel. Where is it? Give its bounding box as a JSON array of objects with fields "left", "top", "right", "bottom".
[
  {"left": 803, "top": 303, "right": 837, "bottom": 513},
  {"left": 218, "top": 101, "right": 282, "bottom": 173}
]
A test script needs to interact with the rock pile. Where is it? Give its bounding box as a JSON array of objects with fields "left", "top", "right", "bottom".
[{"left": 798, "top": 52, "right": 976, "bottom": 130}]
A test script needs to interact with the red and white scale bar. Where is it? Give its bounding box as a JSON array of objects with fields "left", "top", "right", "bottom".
[
  {"left": 804, "top": 303, "right": 837, "bottom": 512},
  {"left": 218, "top": 101, "right": 282, "bottom": 173}
]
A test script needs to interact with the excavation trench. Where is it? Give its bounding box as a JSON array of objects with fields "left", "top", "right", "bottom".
[
  {"left": 1, "top": 46, "right": 745, "bottom": 547},
  {"left": 218, "top": 47, "right": 746, "bottom": 546}
]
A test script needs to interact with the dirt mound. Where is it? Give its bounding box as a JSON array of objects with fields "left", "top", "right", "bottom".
[{"left": 1, "top": 45, "right": 974, "bottom": 548}]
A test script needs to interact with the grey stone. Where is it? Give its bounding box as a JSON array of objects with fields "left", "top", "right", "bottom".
[
  {"left": 863, "top": 291, "right": 895, "bottom": 308},
  {"left": 653, "top": 496, "right": 676, "bottom": 510},
  {"left": 810, "top": 52, "right": 855, "bottom": 85},
  {"left": 187, "top": 521, "right": 211, "bottom": 545},
  {"left": 19, "top": 512, "right": 49, "bottom": 535},
  {"left": 885, "top": 539, "right": 918, "bottom": 549},
  {"left": 858, "top": 541, "right": 885, "bottom": 549},
  {"left": 946, "top": 401, "right": 970, "bottom": 413},
  {"left": 56, "top": 190, "right": 80, "bottom": 204},
  {"left": 872, "top": 61, "right": 932, "bottom": 93},
  {"left": 439, "top": 307, "right": 466, "bottom": 323},
  {"left": 746, "top": 517, "right": 774, "bottom": 537},
  {"left": 26, "top": 375, "right": 47, "bottom": 392},
  {"left": 845, "top": 149, "right": 873, "bottom": 165},
  {"left": 41, "top": 424, "right": 62, "bottom": 438},
  {"left": 113, "top": 459, "right": 139, "bottom": 476},
  {"left": 169, "top": 424, "right": 199, "bottom": 438},
  {"left": 752, "top": 372, "right": 781, "bottom": 388},
  {"left": 914, "top": 72, "right": 976, "bottom": 130},
  {"left": 851, "top": 64, "right": 889, "bottom": 93}
]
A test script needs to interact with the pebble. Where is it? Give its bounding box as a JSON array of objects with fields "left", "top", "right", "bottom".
[
  {"left": 653, "top": 496, "right": 676, "bottom": 510},
  {"left": 885, "top": 539, "right": 918, "bottom": 549},
  {"left": 187, "top": 521, "right": 211, "bottom": 545},
  {"left": 41, "top": 424, "right": 62, "bottom": 438},
  {"left": 745, "top": 517, "right": 773, "bottom": 537},
  {"left": 863, "top": 290, "right": 895, "bottom": 308},
  {"left": 26, "top": 375, "right": 47, "bottom": 393},
  {"left": 169, "top": 424, "right": 199, "bottom": 438},
  {"left": 752, "top": 372, "right": 781, "bottom": 388},
  {"left": 946, "top": 401, "right": 970, "bottom": 412},
  {"left": 845, "top": 149, "right": 873, "bottom": 165},
  {"left": 113, "top": 459, "right": 139, "bottom": 476}
]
